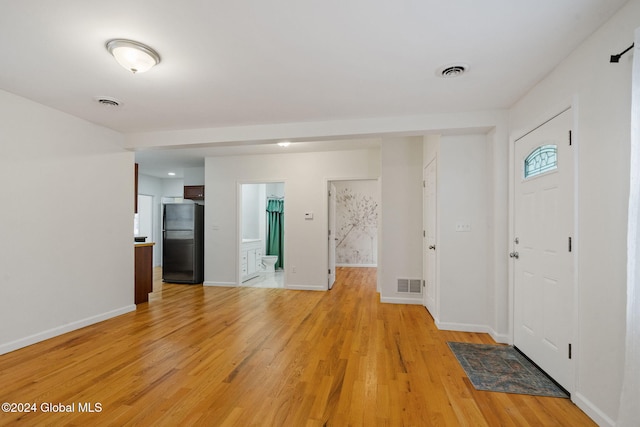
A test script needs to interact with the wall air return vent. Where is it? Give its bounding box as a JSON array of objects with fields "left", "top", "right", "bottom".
[{"left": 397, "top": 278, "right": 422, "bottom": 294}]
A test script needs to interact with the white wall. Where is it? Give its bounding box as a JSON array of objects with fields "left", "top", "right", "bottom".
[
  {"left": 422, "top": 133, "right": 497, "bottom": 335},
  {"left": 204, "top": 149, "right": 380, "bottom": 289},
  {"left": 184, "top": 166, "right": 204, "bottom": 186},
  {"left": 437, "top": 134, "right": 489, "bottom": 329},
  {"left": 0, "top": 89, "right": 134, "bottom": 354},
  {"left": 162, "top": 178, "right": 184, "bottom": 198},
  {"left": 266, "top": 182, "right": 285, "bottom": 198},
  {"left": 486, "top": 125, "right": 510, "bottom": 342},
  {"left": 508, "top": 1, "right": 640, "bottom": 423},
  {"left": 242, "top": 184, "right": 261, "bottom": 239},
  {"left": 379, "top": 137, "right": 424, "bottom": 303}
]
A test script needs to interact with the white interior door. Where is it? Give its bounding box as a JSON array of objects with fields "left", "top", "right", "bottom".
[
  {"left": 328, "top": 183, "right": 337, "bottom": 289},
  {"left": 513, "top": 108, "right": 574, "bottom": 391},
  {"left": 423, "top": 160, "right": 437, "bottom": 316}
]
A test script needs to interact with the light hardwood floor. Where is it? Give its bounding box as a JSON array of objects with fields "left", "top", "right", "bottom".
[{"left": 0, "top": 267, "right": 594, "bottom": 426}]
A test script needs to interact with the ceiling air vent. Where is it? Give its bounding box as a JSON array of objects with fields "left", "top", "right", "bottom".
[
  {"left": 437, "top": 63, "right": 469, "bottom": 78},
  {"left": 95, "top": 97, "right": 121, "bottom": 107}
]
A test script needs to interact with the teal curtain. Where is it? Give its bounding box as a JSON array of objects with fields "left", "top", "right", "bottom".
[{"left": 266, "top": 199, "right": 284, "bottom": 269}]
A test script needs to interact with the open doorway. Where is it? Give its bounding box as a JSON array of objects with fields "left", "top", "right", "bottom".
[
  {"left": 328, "top": 179, "right": 379, "bottom": 290},
  {"left": 239, "top": 182, "right": 285, "bottom": 288}
]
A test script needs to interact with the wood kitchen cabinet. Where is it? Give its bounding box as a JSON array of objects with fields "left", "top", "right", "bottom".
[
  {"left": 184, "top": 185, "right": 205, "bottom": 200},
  {"left": 135, "top": 243, "right": 154, "bottom": 304},
  {"left": 134, "top": 163, "right": 139, "bottom": 213}
]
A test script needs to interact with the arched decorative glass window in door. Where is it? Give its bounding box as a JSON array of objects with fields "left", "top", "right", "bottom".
[{"left": 524, "top": 144, "right": 557, "bottom": 178}]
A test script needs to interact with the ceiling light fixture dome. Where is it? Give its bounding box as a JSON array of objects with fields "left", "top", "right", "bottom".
[{"left": 106, "top": 39, "right": 160, "bottom": 74}]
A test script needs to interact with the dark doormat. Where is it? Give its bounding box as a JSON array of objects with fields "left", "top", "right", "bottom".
[{"left": 447, "top": 342, "right": 569, "bottom": 398}]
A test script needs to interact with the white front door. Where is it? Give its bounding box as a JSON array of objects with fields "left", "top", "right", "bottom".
[
  {"left": 328, "top": 183, "right": 337, "bottom": 289},
  {"left": 423, "top": 159, "right": 437, "bottom": 317},
  {"left": 513, "top": 108, "right": 574, "bottom": 391}
]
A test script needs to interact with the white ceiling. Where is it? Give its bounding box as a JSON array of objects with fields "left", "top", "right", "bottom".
[{"left": 0, "top": 0, "right": 630, "bottom": 177}]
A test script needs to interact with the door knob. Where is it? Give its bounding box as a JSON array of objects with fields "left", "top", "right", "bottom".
[
  {"left": 509, "top": 251, "right": 519, "bottom": 259},
  {"left": 428, "top": 245, "right": 436, "bottom": 250}
]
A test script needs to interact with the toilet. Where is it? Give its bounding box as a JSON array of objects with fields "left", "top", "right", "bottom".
[{"left": 261, "top": 255, "right": 278, "bottom": 272}]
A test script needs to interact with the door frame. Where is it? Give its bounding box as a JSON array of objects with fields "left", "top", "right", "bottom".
[
  {"left": 328, "top": 182, "right": 337, "bottom": 289},
  {"left": 237, "top": 180, "right": 287, "bottom": 286},
  {"left": 324, "top": 177, "right": 380, "bottom": 291},
  {"left": 508, "top": 99, "right": 580, "bottom": 394}
]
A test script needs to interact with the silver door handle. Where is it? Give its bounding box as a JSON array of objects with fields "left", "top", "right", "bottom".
[
  {"left": 429, "top": 245, "right": 436, "bottom": 250},
  {"left": 509, "top": 251, "right": 519, "bottom": 259}
]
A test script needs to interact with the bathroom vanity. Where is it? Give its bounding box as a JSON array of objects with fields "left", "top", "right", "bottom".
[{"left": 241, "top": 239, "right": 263, "bottom": 282}]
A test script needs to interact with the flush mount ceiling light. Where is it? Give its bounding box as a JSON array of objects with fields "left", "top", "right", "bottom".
[
  {"left": 277, "top": 141, "right": 291, "bottom": 147},
  {"left": 106, "top": 39, "right": 161, "bottom": 74},
  {"left": 436, "top": 63, "right": 469, "bottom": 78}
]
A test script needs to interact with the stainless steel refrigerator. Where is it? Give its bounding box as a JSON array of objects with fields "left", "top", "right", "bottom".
[{"left": 162, "top": 203, "right": 204, "bottom": 284}]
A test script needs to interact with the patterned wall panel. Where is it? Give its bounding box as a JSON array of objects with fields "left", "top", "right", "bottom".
[{"left": 334, "top": 180, "right": 379, "bottom": 265}]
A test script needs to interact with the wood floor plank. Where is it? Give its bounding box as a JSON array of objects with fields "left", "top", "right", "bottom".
[{"left": 0, "top": 267, "right": 596, "bottom": 426}]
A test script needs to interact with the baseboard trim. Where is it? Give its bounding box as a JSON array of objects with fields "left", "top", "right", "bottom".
[
  {"left": 286, "top": 284, "right": 326, "bottom": 291},
  {"left": 203, "top": 281, "right": 237, "bottom": 287},
  {"left": 573, "top": 392, "right": 615, "bottom": 427},
  {"left": 0, "top": 304, "right": 136, "bottom": 356},
  {"left": 435, "top": 320, "right": 493, "bottom": 335},
  {"left": 380, "top": 296, "right": 423, "bottom": 305},
  {"left": 488, "top": 329, "right": 510, "bottom": 344},
  {"left": 336, "top": 263, "right": 377, "bottom": 268},
  {"left": 435, "top": 321, "right": 509, "bottom": 344}
]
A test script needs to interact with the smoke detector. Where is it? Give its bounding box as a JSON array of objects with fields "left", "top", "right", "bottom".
[
  {"left": 95, "top": 96, "right": 122, "bottom": 107},
  {"left": 437, "top": 63, "right": 469, "bottom": 78}
]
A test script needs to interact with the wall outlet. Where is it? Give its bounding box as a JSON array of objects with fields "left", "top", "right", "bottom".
[
  {"left": 292, "top": 266, "right": 296, "bottom": 273},
  {"left": 455, "top": 223, "right": 471, "bottom": 232}
]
